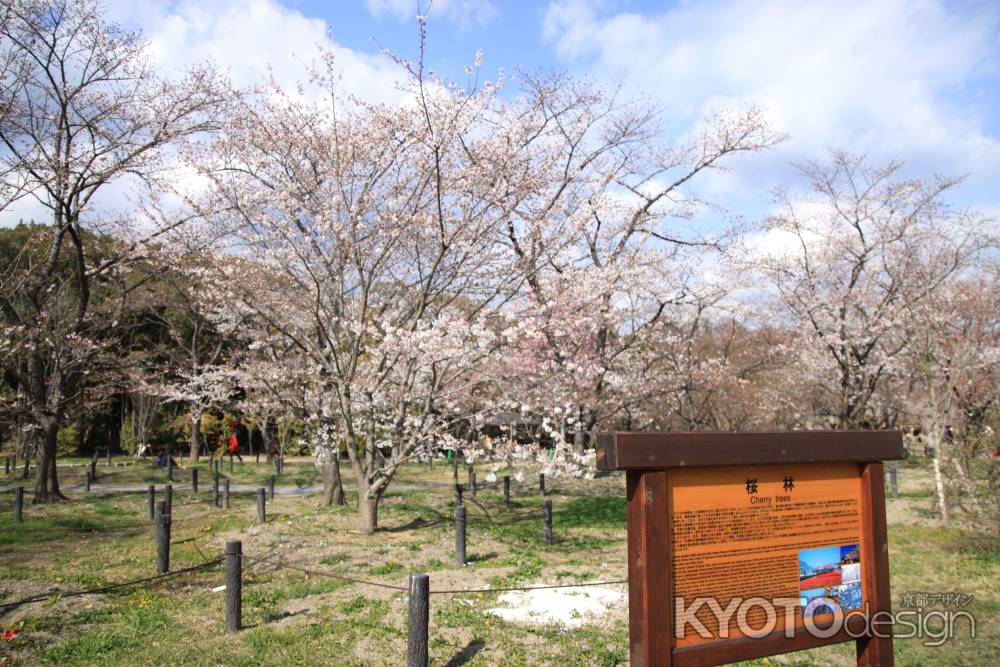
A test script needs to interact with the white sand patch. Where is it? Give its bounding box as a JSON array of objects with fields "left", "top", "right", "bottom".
[{"left": 486, "top": 585, "right": 625, "bottom": 628}]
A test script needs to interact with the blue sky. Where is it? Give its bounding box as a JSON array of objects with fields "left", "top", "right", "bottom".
[{"left": 4, "top": 0, "right": 999, "bottom": 229}]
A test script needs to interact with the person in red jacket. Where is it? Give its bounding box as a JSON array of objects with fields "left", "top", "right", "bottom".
[{"left": 228, "top": 420, "right": 244, "bottom": 462}]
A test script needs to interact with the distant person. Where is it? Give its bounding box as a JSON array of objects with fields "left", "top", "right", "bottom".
[
  {"left": 228, "top": 418, "right": 245, "bottom": 462},
  {"left": 155, "top": 449, "right": 177, "bottom": 469}
]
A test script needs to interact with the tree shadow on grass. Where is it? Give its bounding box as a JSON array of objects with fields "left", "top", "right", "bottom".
[{"left": 444, "top": 639, "right": 485, "bottom": 666}]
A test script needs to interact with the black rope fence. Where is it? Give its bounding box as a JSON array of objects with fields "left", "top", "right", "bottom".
[
  {"left": 0, "top": 558, "right": 223, "bottom": 612},
  {"left": 2, "top": 466, "right": 627, "bottom": 665}
]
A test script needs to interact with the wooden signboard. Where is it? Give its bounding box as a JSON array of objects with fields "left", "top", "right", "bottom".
[{"left": 597, "top": 431, "right": 904, "bottom": 667}]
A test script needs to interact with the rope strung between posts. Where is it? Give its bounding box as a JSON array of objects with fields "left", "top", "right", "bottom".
[
  {"left": 0, "top": 513, "right": 215, "bottom": 533},
  {"left": 429, "top": 579, "right": 628, "bottom": 594},
  {"left": 243, "top": 553, "right": 625, "bottom": 596},
  {"left": 0, "top": 558, "right": 223, "bottom": 611},
  {"left": 241, "top": 554, "right": 410, "bottom": 592}
]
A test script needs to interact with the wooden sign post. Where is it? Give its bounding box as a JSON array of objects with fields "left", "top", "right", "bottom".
[{"left": 598, "top": 431, "right": 903, "bottom": 667}]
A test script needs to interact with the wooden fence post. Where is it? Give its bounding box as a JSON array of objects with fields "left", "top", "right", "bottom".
[
  {"left": 267, "top": 475, "right": 275, "bottom": 501},
  {"left": 890, "top": 461, "right": 899, "bottom": 499},
  {"left": 455, "top": 504, "right": 467, "bottom": 565},
  {"left": 225, "top": 540, "right": 242, "bottom": 633},
  {"left": 167, "top": 455, "right": 173, "bottom": 482},
  {"left": 213, "top": 474, "right": 220, "bottom": 507},
  {"left": 223, "top": 478, "right": 230, "bottom": 509},
  {"left": 539, "top": 472, "right": 546, "bottom": 496},
  {"left": 13, "top": 486, "right": 23, "bottom": 522},
  {"left": 106, "top": 447, "right": 112, "bottom": 466},
  {"left": 257, "top": 488, "right": 266, "bottom": 524},
  {"left": 21, "top": 458, "right": 29, "bottom": 479},
  {"left": 407, "top": 573, "right": 430, "bottom": 667},
  {"left": 454, "top": 483, "right": 463, "bottom": 507},
  {"left": 503, "top": 475, "right": 510, "bottom": 508},
  {"left": 164, "top": 484, "right": 173, "bottom": 515},
  {"left": 155, "top": 500, "right": 171, "bottom": 573},
  {"left": 544, "top": 499, "right": 553, "bottom": 545},
  {"left": 147, "top": 485, "right": 155, "bottom": 520},
  {"left": 468, "top": 467, "right": 476, "bottom": 497},
  {"left": 4, "top": 456, "right": 9, "bottom": 475},
  {"left": 229, "top": 453, "right": 234, "bottom": 474},
  {"left": 192, "top": 468, "right": 198, "bottom": 494},
  {"left": 85, "top": 471, "right": 91, "bottom": 492}
]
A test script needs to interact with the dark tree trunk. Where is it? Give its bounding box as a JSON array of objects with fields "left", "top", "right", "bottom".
[
  {"left": 323, "top": 457, "right": 345, "bottom": 507},
  {"left": 34, "top": 415, "right": 66, "bottom": 503},
  {"left": 358, "top": 492, "right": 379, "bottom": 534},
  {"left": 189, "top": 413, "right": 202, "bottom": 461}
]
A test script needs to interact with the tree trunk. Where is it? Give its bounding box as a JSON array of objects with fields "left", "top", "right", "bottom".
[
  {"left": 33, "top": 415, "right": 65, "bottom": 503},
  {"left": 323, "top": 457, "right": 345, "bottom": 507},
  {"left": 929, "top": 432, "right": 948, "bottom": 521},
  {"left": 189, "top": 413, "right": 202, "bottom": 461},
  {"left": 358, "top": 492, "right": 379, "bottom": 534}
]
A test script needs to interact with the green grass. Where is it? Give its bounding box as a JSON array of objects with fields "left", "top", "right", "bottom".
[{"left": 0, "top": 459, "right": 996, "bottom": 665}]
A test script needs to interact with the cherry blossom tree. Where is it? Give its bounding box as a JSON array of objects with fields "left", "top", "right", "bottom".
[
  {"left": 481, "top": 76, "right": 783, "bottom": 447},
  {"left": 905, "top": 274, "right": 1000, "bottom": 521},
  {"left": 182, "top": 34, "right": 532, "bottom": 531},
  {"left": 0, "top": 0, "right": 231, "bottom": 501},
  {"left": 750, "top": 152, "right": 989, "bottom": 430}
]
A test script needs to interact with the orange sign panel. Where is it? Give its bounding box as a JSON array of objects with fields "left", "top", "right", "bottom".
[{"left": 669, "top": 463, "right": 865, "bottom": 647}]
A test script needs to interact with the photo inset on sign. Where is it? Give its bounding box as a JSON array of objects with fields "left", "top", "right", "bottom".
[
  {"left": 799, "top": 546, "right": 843, "bottom": 590},
  {"left": 840, "top": 543, "right": 861, "bottom": 585},
  {"left": 838, "top": 582, "right": 863, "bottom": 610}
]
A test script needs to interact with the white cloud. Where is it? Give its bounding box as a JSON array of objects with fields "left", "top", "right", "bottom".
[
  {"left": 541, "top": 0, "right": 1000, "bottom": 211},
  {"left": 2, "top": 0, "right": 408, "bottom": 228},
  {"left": 130, "top": 0, "right": 406, "bottom": 105},
  {"left": 365, "top": 0, "right": 497, "bottom": 29}
]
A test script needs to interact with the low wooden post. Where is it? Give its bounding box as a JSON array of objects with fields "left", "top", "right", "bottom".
[
  {"left": 167, "top": 455, "right": 173, "bottom": 482},
  {"left": 890, "top": 461, "right": 899, "bottom": 499},
  {"left": 503, "top": 475, "right": 511, "bottom": 508},
  {"left": 255, "top": 451, "right": 260, "bottom": 464},
  {"left": 147, "top": 485, "right": 155, "bottom": 520},
  {"left": 4, "top": 456, "right": 9, "bottom": 475},
  {"left": 225, "top": 540, "right": 242, "bottom": 633},
  {"left": 468, "top": 467, "right": 477, "bottom": 497},
  {"left": 13, "top": 486, "right": 23, "bottom": 522},
  {"left": 22, "top": 458, "right": 29, "bottom": 479},
  {"left": 229, "top": 453, "right": 234, "bottom": 474},
  {"left": 155, "top": 500, "right": 171, "bottom": 573},
  {"left": 267, "top": 475, "right": 275, "bottom": 501},
  {"left": 543, "top": 499, "right": 553, "bottom": 545},
  {"left": 213, "top": 474, "right": 220, "bottom": 507},
  {"left": 164, "top": 484, "right": 173, "bottom": 515},
  {"left": 192, "top": 468, "right": 198, "bottom": 494},
  {"left": 455, "top": 504, "right": 467, "bottom": 565},
  {"left": 407, "top": 573, "right": 430, "bottom": 667},
  {"left": 106, "top": 447, "right": 112, "bottom": 466},
  {"left": 277, "top": 456, "right": 284, "bottom": 474},
  {"left": 454, "top": 483, "right": 463, "bottom": 507},
  {"left": 451, "top": 455, "right": 458, "bottom": 482},
  {"left": 539, "top": 472, "right": 546, "bottom": 496},
  {"left": 257, "top": 488, "right": 266, "bottom": 524},
  {"left": 85, "top": 471, "right": 91, "bottom": 492},
  {"left": 89, "top": 458, "right": 97, "bottom": 483},
  {"left": 223, "top": 478, "right": 230, "bottom": 509}
]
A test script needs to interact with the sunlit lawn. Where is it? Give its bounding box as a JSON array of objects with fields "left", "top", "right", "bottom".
[{"left": 0, "top": 457, "right": 995, "bottom": 665}]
